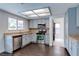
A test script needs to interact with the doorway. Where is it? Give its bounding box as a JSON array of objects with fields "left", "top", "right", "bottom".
[{"left": 53, "top": 23, "right": 64, "bottom": 47}]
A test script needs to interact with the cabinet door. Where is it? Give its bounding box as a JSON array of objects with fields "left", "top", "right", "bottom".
[
  {"left": 22, "top": 35, "right": 28, "bottom": 47},
  {"left": 45, "top": 34, "right": 49, "bottom": 45},
  {"left": 64, "top": 39, "right": 67, "bottom": 48},
  {"left": 77, "top": 42, "right": 79, "bottom": 56},
  {"left": 68, "top": 39, "right": 72, "bottom": 55},
  {"left": 27, "top": 34, "right": 31, "bottom": 43},
  {"left": 72, "top": 46, "right": 77, "bottom": 56},
  {"left": 32, "top": 33, "right": 36, "bottom": 43},
  {"left": 66, "top": 39, "right": 69, "bottom": 51},
  {"left": 77, "top": 47, "right": 79, "bottom": 56},
  {"left": 5, "top": 35, "right": 13, "bottom": 53},
  {"left": 22, "top": 35, "right": 31, "bottom": 47},
  {"left": 22, "top": 35, "right": 26, "bottom": 47},
  {"left": 77, "top": 7, "right": 79, "bottom": 26},
  {"left": 71, "top": 39, "right": 77, "bottom": 56},
  {"left": 29, "top": 20, "right": 37, "bottom": 28}
]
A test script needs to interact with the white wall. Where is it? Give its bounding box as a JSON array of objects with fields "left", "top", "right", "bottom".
[
  {"left": 0, "top": 10, "right": 28, "bottom": 53},
  {"left": 54, "top": 17, "right": 64, "bottom": 41}
]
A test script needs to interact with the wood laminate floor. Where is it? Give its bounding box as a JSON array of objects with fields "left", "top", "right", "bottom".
[{"left": 0, "top": 43, "right": 69, "bottom": 56}]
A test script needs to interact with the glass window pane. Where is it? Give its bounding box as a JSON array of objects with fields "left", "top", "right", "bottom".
[
  {"left": 18, "top": 20, "right": 24, "bottom": 30},
  {"left": 8, "top": 17, "right": 17, "bottom": 30}
]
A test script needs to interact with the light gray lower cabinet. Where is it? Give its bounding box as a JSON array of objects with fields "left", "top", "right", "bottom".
[
  {"left": 5, "top": 35, "right": 22, "bottom": 53},
  {"left": 77, "top": 47, "right": 79, "bottom": 55},
  {"left": 45, "top": 34, "right": 49, "bottom": 45},
  {"left": 5, "top": 34, "right": 32, "bottom": 53},
  {"left": 65, "top": 37, "right": 79, "bottom": 56},
  {"left": 31, "top": 33, "right": 37, "bottom": 43},
  {"left": 68, "top": 39, "right": 72, "bottom": 55},
  {"left": 64, "top": 39, "right": 68, "bottom": 51},
  {"left": 5, "top": 35, "right": 13, "bottom": 53},
  {"left": 67, "top": 39, "right": 69, "bottom": 50},
  {"left": 64, "top": 39, "right": 66, "bottom": 48},
  {"left": 22, "top": 34, "right": 31, "bottom": 47}
]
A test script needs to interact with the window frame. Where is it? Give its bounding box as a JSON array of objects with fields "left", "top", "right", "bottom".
[
  {"left": 8, "top": 17, "right": 24, "bottom": 30},
  {"left": 8, "top": 17, "right": 17, "bottom": 30},
  {"left": 17, "top": 20, "right": 24, "bottom": 30}
]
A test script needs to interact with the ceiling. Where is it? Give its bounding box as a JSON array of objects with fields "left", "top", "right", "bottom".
[{"left": 0, "top": 3, "right": 79, "bottom": 19}]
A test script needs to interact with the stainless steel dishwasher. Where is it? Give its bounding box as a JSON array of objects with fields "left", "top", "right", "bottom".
[{"left": 13, "top": 35, "right": 22, "bottom": 51}]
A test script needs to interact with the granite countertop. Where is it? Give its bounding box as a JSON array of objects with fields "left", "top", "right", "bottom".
[
  {"left": 4, "top": 29, "right": 38, "bottom": 36},
  {"left": 69, "top": 34, "right": 79, "bottom": 40}
]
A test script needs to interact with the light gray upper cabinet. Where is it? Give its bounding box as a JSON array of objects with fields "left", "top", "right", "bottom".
[
  {"left": 76, "top": 6, "right": 79, "bottom": 26},
  {"left": 29, "top": 20, "right": 37, "bottom": 28},
  {"left": 29, "top": 19, "right": 49, "bottom": 28}
]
